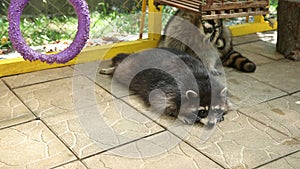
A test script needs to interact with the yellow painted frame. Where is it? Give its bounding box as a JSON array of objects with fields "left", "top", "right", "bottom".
[
  {"left": 0, "top": 0, "right": 276, "bottom": 77},
  {"left": 229, "top": 16, "right": 277, "bottom": 37}
]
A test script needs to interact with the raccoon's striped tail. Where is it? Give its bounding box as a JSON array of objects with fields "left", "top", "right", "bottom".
[
  {"left": 221, "top": 50, "right": 256, "bottom": 72},
  {"left": 100, "top": 53, "right": 130, "bottom": 75}
]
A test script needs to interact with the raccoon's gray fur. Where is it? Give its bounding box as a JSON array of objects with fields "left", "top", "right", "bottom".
[
  {"left": 159, "top": 9, "right": 256, "bottom": 73},
  {"left": 158, "top": 9, "right": 223, "bottom": 75},
  {"left": 110, "top": 48, "right": 227, "bottom": 124}
]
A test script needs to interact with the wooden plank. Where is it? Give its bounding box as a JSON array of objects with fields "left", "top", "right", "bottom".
[
  {"left": 202, "top": 1, "right": 269, "bottom": 11},
  {"left": 202, "top": 11, "right": 268, "bottom": 20},
  {"left": 156, "top": 0, "right": 269, "bottom": 20}
]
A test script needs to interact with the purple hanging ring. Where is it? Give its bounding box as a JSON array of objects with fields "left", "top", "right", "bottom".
[{"left": 8, "top": 0, "right": 90, "bottom": 64}]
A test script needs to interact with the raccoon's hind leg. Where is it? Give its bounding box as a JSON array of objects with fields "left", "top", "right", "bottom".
[
  {"left": 99, "top": 53, "right": 131, "bottom": 75},
  {"left": 99, "top": 67, "right": 116, "bottom": 75}
]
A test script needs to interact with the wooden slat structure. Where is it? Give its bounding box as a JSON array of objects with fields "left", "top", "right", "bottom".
[{"left": 154, "top": 0, "right": 269, "bottom": 20}]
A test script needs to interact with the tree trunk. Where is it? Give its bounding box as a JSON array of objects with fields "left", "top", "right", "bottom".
[{"left": 276, "top": 0, "right": 300, "bottom": 61}]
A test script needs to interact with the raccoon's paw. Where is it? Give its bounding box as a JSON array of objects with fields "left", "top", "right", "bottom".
[
  {"left": 178, "top": 114, "right": 199, "bottom": 125},
  {"left": 210, "top": 68, "right": 222, "bottom": 76},
  {"left": 225, "top": 99, "right": 237, "bottom": 111}
]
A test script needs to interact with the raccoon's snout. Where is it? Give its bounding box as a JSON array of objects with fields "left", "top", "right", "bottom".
[
  {"left": 206, "top": 109, "right": 225, "bottom": 128},
  {"left": 212, "top": 105, "right": 226, "bottom": 111}
]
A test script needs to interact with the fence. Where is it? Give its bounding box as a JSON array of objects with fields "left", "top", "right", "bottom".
[
  {"left": 0, "top": 0, "right": 277, "bottom": 52},
  {"left": 0, "top": 0, "right": 144, "bottom": 49}
]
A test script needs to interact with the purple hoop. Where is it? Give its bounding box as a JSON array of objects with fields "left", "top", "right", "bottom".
[{"left": 8, "top": 0, "right": 90, "bottom": 64}]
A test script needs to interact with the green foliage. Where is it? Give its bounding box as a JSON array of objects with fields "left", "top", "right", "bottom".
[
  {"left": 0, "top": 10, "right": 144, "bottom": 49},
  {"left": 0, "top": 17, "right": 8, "bottom": 38},
  {"left": 269, "top": 0, "right": 278, "bottom": 12},
  {"left": 0, "top": 0, "right": 278, "bottom": 50}
]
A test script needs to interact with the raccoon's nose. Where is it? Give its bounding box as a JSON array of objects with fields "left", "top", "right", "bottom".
[{"left": 206, "top": 121, "right": 216, "bottom": 129}]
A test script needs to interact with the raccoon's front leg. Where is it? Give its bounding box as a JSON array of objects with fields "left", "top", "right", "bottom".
[
  {"left": 208, "top": 66, "right": 222, "bottom": 76},
  {"left": 177, "top": 111, "right": 199, "bottom": 124},
  {"left": 200, "top": 55, "right": 222, "bottom": 75}
]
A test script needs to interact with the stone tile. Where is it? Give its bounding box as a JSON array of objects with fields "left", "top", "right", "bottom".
[
  {"left": 225, "top": 71, "right": 287, "bottom": 108},
  {"left": 122, "top": 95, "right": 177, "bottom": 128},
  {"left": 256, "top": 31, "right": 277, "bottom": 45},
  {"left": 0, "top": 80, "right": 34, "bottom": 129},
  {"left": 74, "top": 61, "right": 133, "bottom": 98},
  {"left": 249, "top": 60, "right": 300, "bottom": 93},
  {"left": 13, "top": 76, "right": 114, "bottom": 118},
  {"left": 0, "top": 121, "right": 75, "bottom": 169},
  {"left": 184, "top": 111, "right": 300, "bottom": 169},
  {"left": 232, "top": 33, "right": 261, "bottom": 45},
  {"left": 234, "top": 46, "right": 273, "bottom": 66},
  {"left": 258, "top": 151, "right": 300, "bottom": 169},
  {"left": 3, "top": 66, "right": 79, "bottom": 88},
  {"left": 239, "top": 95, "right": 300, "bottom": 139},
  {"left": 54, "top": 161, "right": 87, "bottom": 169},
  {"left": 123, "top": 95, "right": 300, "bottom": 168},
  {"left": 293, "top": 92, "right": 300, "bottom": 98},
  {"left": 43, "top": 99, "right": 163, "bottom": 158},
  {"left": 83, "top": 131, "right": 222, "bottom": 169},
  {"left": 236, "top": 41, "right": 284, "bottom": 60}
]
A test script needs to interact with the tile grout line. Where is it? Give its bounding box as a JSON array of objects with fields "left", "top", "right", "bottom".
[
  {"left": 236, "top": 109, "right": 295, "bottom": 138},
  {"left": 232, "top": 39, "right": 262, "bottom": 47},
  {"left": 117, "top": 95, "right": 227, "bottom": 168},
  {"left": 0, "top": 118, "right": 38, "bottom": 130},
  {"left": 2, "top": 79, "right": 84, "bottom": 163},
  {"left": 118, "top": 97, "right": 169, "bottom": 130},
  {"left": 164, "top": 130, "right": 227, "bottom": 169},
  {"left": 2, "top": 79, "right": 39, "bottom": 119},
  {"left": 118, "top": 95, "right": 225, "bottom": 168},
  {"left": 252, "top": 149, "right": 300, "bottom": 169},
  {"left": 83, "top": 73, "right": 120, "bottom": 99},
  {"left": 0, "top": 65, "right": 74, "bottom": 78},
  {"left": 80, "top": 130, "right": 166, "bottom": 161},
  {"left": 258, "top": 91, "right": 298, "bottom": 104},
  {"left": 9, "top": 74, "right": 82, "bottom": 90},
  {"left": 233, "top": 39, "right": 285, "bottom": 61},
  {"left": 40, "top": 118, "right": 83, "bottom": 161},
  {"left": 73, "top": 64, "right": 222, "bottom": 165},
  {"left": 79, "top": 69, "right": 137, "bottom": 100},
  {"left": 3, "top": 72, "right": 169, "bottom": 168},
  {"left": 245, "top": 73, "right": 290, "bottom": 96},
  {"left": 49, "top": 159, "right": 87, "bottom": 169}
]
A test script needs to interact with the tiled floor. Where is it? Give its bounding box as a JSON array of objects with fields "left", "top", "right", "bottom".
[{"left": 0, "top": 31, "right": 299, "bottom": 169}]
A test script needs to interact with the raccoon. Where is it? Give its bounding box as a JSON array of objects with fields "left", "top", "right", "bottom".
[
  {"left": 202, "top": 19, "right": 256, "bottom": 72},
  {"left": 108, "top": 48, "right": 227, "bottom": 124},
  {"left": 158, "top": 9, "right": 223, "bottom": 75},
  {"left": 158, "top": 9, "right": 256, "bottom": 73}
]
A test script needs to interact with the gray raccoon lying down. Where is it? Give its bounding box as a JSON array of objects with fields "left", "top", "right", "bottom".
[{"left": 101, "top": 48, "right": 228, "bottom": 126}]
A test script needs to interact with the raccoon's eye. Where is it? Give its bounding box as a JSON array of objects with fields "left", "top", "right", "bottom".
[{"left": 204, "top": 27, "right": 214, "bottom": 34}]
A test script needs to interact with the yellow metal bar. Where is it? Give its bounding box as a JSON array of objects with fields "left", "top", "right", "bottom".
[
  {"left": 0, "top": 39, "right": 158, "bottom": 77},
  {"left": 148, "top": 0, "right": 162, "bottom": 41},
  {"left": 254, "top": 15, "right": 265, "bottom": 23},
  {"left": 139, "top": 0, "right": 147, "bottom": 39},
  {"left": 229, "top": 20, "right": 277, "bottom": 37}
]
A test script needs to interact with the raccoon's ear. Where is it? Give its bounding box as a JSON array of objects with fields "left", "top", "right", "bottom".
[
  {"left": 220, "top": 87, "right": 227, "bottom": 97},
  {"left": 186, "top": 90, "right": 198, "bottom": 99}
]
